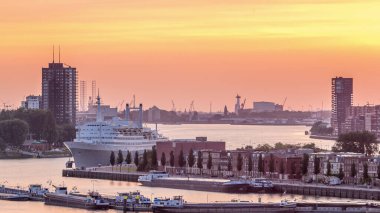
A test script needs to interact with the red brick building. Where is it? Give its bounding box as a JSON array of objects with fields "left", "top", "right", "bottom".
[
  {"left": 263, "top": 154, "right": 302, "bottom": 179},
  {"left": 156, "top": 137, "right": 225, "bottom": 167}
]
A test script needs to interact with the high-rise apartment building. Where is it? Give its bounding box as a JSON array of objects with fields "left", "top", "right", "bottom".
[
  {"left": 331, "top": 77, "right": 353, "bottom": 135},
  {"left": 42, "top": 62, "right": 77, "bottom": 125}
]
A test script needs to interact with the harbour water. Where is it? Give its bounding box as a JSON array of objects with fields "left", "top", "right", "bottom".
[{"left": 0, "top": 124, "right": 341, "bottom": 212}]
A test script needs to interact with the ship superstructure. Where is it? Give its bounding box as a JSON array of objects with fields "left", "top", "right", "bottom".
[{"left": 64, "top": 95, "right": 167, "bottom": 168}]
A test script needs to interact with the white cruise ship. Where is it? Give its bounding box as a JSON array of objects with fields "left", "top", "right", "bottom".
[{"left": 64, "top": 95, "right": 167, "bottom": 168}]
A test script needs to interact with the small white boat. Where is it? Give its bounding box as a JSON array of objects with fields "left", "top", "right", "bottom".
[
  {"left": 152, "top": 196, "right": 184, "bottom": 208},
  {"left": 278, "top": 199, "right": 297, "bottom": 208},
  {"left": 138, "top": 171, "right": 169, "bottom": 183}
]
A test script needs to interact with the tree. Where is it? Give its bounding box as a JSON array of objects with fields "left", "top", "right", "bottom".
[
  {"left": 0, "top": 137, "right": 6, "bottom": 151},
  {"left": 126, "top": 151, "right": 132, "bottom": 164},
  {"left": 333, "top": 131, "right": 378, "bottom": 156},
  {"left": 207, "top": 152, "right": 213, "bottom": 170},
  {"left": 161, "top": 152, "right": 166, "bottom": 167},
  {"left": 280, "top": 160, "right": 285, "bottom": 176},
  {"left": 237, "top": 153, "right": 243, "bottom": 172},
  {"left": 56, "top": 124, "right": 76, "bottom": 146},
  {"left": 302, "top": 153, "right": 309, "bottom": 175},
  {"left": 338, "top": 165, "right": 344, "bottom": 180},
  {"left": 0, "top": 119, "right": 29, "bottom": 147},
  {"left": 310, "top": 121, "right": 333, "bottom": 135},
  {"left": 291, "top": 161, "right": 296, "bottom": 176},
  {"left": 255, "top": 144, "right": 273, "bottom": 152},
  {"left": 117, "top": 150, "right": 124, "bottom": 172},
  {"left": 142, "top": 150, "right": 148, "bottom": 169},
  {"left": 248, "top": 155, "right": 253, "bottom": 173},
  {"left": 151, "top": 146, "right": 158, "bottom": 169},
  {"left": 188, "top": 149, "right": 195, "bottom": 168},
  {"left": 197, "top": 151, "right": 203, "bottom": 170},
  {"left": 134, "top": 151, "right": 139, "bottom": 167},
  {"left": 351, "top": 163, "right": 357, "bottom": 178},
  {"left": 178, "top": 149, "right": 185, "bottom": 168},
  {"left": 227, "top": 157, "right": 232, "bottom": 171},
  {"left": 258, "top": 154, "right": 264, "bottom": 174},
  {"left": 313, "top": 157, "right": 320, "bottom": 175},
  {"left": 110, "top": 151, "right": 115, "bottom": 171},
  {"left": 363, "top": 163, "right": 370, "bottom": 183},
  {"left": 326, "top": 161, "right": 331, "bottom": 176},
  {"left": 170, "top": 151, "right": 175, "bottom": 167},
  {"left": 42, "top": 111, "right": 57, "bottom": 145},
  {"left": 223, "top": 105, "right": 228, "bottom": 116},
  {"left": 269, "top": 154, "right": 275, "bottom": 174}
]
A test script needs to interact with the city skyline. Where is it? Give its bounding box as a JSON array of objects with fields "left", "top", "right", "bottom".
[{"left": 1, "top": 0, "right": 380, "bottom": 111}]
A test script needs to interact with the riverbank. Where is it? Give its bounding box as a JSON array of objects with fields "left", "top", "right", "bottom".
[
  {"left": 309, "top": 134, "right": 338, "bottom": 141},
  {"left": 62, "top": 169, "right": 380, "bottom": 201},
  {"left": 0, "top": 150, "right": 71, "bottom": 159}
]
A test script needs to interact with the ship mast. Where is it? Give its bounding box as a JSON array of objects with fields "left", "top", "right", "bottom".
[{"left": 96, "top": 90, "right": 103, "bottom": 122}]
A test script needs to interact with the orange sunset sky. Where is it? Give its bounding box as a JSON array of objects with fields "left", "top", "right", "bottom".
[{"left": 0, "top": 0, "right": 380, "bottom": 112}]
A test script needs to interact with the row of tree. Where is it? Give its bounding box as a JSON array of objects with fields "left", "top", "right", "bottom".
[
  {"left": 333, "top": 131, "right": 378, "bottom": 156},
  {"left": 0, "top": 109, "right": 76, "bottom": 148},
  {"left": 0, "top": 119, "right": 29, "bottom": 150}
]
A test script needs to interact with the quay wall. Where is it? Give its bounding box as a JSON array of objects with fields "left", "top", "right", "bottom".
[
  {"left": 62, "top": 169, "right": 380, "bottom": 201},
  {"left": 62, "top": 169, "right": 142, "bottom": 182},
  {"left": 274, "top": 183, "right": 380, "bottom": 200}
]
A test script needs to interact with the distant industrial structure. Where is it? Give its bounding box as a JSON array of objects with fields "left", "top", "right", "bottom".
[
  {"left": 253, "top": 101, "right": 283, "bottom": 112},
  {"left": 79, "top": 81, "right": 87, "bottom": 112},
  {"left": 21, "top": 95, "right": 42, "bottom": 110},
  {"left": 331, "top": 77, "right": 353, "bottom": 135},
  {"left": 42, "top": 47, "right": 77, "bottom": 125},
  {"left": 76, "top": 103, "right": 117, "bottom": 124},
  {"left": 234, "top": 94, "right": 246, "bottom": 115},
  {"left": 147, "top": 106, "right": 161, "bottom": 122}
]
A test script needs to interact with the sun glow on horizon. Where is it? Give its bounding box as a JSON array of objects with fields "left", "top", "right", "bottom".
[{"left": 0, "top": 0, "right": 380, "bottom": 111}]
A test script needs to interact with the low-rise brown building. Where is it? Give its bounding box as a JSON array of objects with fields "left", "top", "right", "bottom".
[{"left": 156, "top": 137, "right": 225, "bottom": 167}]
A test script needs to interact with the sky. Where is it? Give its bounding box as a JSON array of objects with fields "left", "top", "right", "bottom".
[{"left": 0, "top": 0, "right": 380, "bottom": 112}]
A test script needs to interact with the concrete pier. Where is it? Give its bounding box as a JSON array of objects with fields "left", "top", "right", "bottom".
[
  {"left": 274, "top": 182, "right": 380, "bottom": 200},
  {"left": 62, "top": 169, "right": 380, "bottom": 201},
  {"left": 62, "top": 169, "right": 144, "bottom": 182}
]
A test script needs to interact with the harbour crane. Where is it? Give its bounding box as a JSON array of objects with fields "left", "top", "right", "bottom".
[
  {"left": 171, "top": 100, "right": 176, "bottom": 112},
  {"left": 241, "top": 98, "right": 247, "bottom": 110},
  {"left": 188, "top": 101, "right": 195, "bottom": 121},
  {"left": 282, "top": 97, "right": 287, "bottom": 110}
]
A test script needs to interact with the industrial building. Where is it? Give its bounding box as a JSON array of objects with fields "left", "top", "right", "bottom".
[{"left": 253, "top": 101, "right": 283, "bottom": 112}]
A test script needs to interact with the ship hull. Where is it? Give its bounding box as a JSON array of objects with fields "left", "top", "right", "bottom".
[{"left": 64, "top": 141, "right": 157, "bottom": 168}]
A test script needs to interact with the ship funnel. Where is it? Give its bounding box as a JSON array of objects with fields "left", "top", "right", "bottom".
[
  {"left": 138, "top": 104, "right": 143, "bottom": 128},
  {"left": 125, "top": 104, "right": 130, "bottom": 121}
]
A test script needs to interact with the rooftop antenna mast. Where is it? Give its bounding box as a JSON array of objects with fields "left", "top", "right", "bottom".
[
  {"left": 133, "top": 95, "right": 136, "bottom": 108},
  {"left": 52, "top": 45, "right": 55, "bottom": 63},
  {"left": 59, "top": 45, "right": 61, "bottom": 63}
]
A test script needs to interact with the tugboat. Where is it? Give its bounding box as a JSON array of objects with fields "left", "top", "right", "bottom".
[
  {"left": 44, "top": 185, "right": 109, "bottom": 210},
  {"left": 221, "top": 180, "right": 250, "bottom": 193},
  {"left": 114, "top": 191, "right": 152, "bottom": 211},
  {"left": 138, "top": 170, "right": 169, "bottom": 184},
  {"left": 28, "top": 184, "right": 49, "bottom": 201},
  {"left": 248, "top": 178, "right": 274, "bottom": 192},
  {"left": 0, "top": 193, "right": 30, "bottom": 201},
  {"left": 152, "top": 196, "right": 184, "bottom": 209},
  {"left": 29, "top": 184, "right": 49, "bottom": 196}
]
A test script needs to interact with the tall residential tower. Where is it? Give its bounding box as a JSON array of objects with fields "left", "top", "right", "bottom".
[
  {"left": 42, "top": 51, "right": 77, "bottom": 125},
  {"left": 331, "top": 77, "right": 353, "bottom": 136}
]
